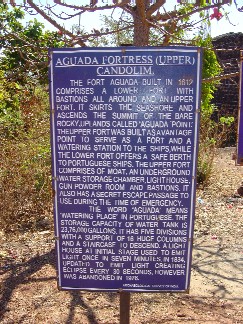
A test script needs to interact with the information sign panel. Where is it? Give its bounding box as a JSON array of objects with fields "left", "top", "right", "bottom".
[
  {"left": 237, "top": 51, "right": 243, "bottom": 165},
  {"left": 49, "top": 46, "right": 202, "bottom": 291}
]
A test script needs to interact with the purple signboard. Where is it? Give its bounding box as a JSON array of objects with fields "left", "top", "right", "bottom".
[
  {"left": 49, "top": 46, "right": 202, "bottom": 291},
  {"left": 237, "top": 51, "right": 243, "bottom": 165}
]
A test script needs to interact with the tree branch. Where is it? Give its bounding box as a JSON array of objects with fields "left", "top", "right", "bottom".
[
  {"left": 26, "top": 0, "right": 86, "bottom": 46},
  {"left": 147, "top": 0, "right": 166, "bottom": 18},
  {"left": 202, "top": 72, "right": 239, "bottom": 83}
]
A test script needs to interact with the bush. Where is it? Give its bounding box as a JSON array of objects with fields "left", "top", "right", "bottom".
[
  {"left": 0, "top": 87, "right": 53, "bottom": 233},
  {"left": 196, "top": 36, "right": 234, "bottom": 186},
  {"left": 197, "top": 106, "right": 234, "bottom": 187}
]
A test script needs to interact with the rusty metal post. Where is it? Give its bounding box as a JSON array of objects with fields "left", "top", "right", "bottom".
[{"left": 120, "top": 291, "right": 130, "bottom": 324}]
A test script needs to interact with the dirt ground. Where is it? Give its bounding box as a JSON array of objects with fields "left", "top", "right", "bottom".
[{"left": 0, "top": 147, "right": 243, "bottom": 323}]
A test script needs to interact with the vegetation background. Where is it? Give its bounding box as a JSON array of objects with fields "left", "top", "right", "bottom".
[
  {"left": 1, "top": 1, "right": 243, "bottom": 323},
  {"left": 0, "top": 0, "right": 238, "bottom": 232}
]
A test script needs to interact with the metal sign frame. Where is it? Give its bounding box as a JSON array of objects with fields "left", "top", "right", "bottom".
[{"left": 49, "top": 46, "right": 202, "bottom": 292}]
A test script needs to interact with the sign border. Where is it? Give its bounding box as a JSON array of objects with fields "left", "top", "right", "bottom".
[{"left": 49, "top": 46, "right": 202, "bottom": 292}]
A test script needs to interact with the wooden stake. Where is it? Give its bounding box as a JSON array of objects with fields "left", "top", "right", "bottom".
[{"left": 120, "top": 291, "right": 130, "bottom": 324}]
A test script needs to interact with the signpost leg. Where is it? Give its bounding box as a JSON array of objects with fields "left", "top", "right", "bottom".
[{"left": 120, "top": 291, "right": 130, "bottom": 324}]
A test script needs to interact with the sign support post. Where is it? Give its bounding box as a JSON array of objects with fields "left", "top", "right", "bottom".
[
  {"left": 236, "top": 51, "right": 243, "bottom": 165},
  {"left": 120, "top": 291, "right": 130, "bottom": 324}
]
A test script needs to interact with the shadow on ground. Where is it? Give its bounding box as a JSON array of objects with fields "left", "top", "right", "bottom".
[
  {"left": 0, "top": 248, "right": 118, "bottom": 323},
  {"left": 192, "top": 236, "right": 243, "bottom": 302},
  {"left": 0, "top": 238, "right": 242, "bottom": 323}
]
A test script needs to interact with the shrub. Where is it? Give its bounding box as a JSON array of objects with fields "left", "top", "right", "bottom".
[
  {"left": 0, "top": 87, "right": 53, "bottom": 233},
  {"left": 196, "top": 36, "right": 234, "bottom": 186}
]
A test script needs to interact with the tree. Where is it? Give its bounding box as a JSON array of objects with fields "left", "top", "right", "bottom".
[
  {"left": 0, "top": 2, "right": 71, "bottom": 85},
  {"left": 6, "top": 0, "right": 241, "bottom": 47},
  {"left": 2, "top": 1, "right": 241, "bottom": 82},
  {"left": 0, "top": 2, "right": 71, "bottom": 138}
]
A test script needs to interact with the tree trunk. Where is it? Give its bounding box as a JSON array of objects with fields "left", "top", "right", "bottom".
[
  {"left": 133, "top": 15, "right": 150, "bottom": 46},
  {"left": 132, "top": 0, "right": 150, "bottom": 46}
]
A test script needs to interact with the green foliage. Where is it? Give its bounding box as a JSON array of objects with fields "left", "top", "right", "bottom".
[
  {"left": 0, "top": 70, "right": 24, "bottom": 138},
  {"left": 0, "top": 1, "right": 237, "bottom": 233},
  {"left": 96, "top": 14, "right": 133, "bottom": 46},
  {"left": 98, "top": 10, "right": 233, "bottom": 186},
  {"left": 195, "top": 36, "right": 234, "bottom": 186},
  {"left": 0, "top": 3, "right": 70, "bottom": 85},
  {"left": 220, "top": 116, "right": 234, "bottom": 126},
  {"left": 0, "top": 3, "right": 70, "bottom": 138},
  {"left": 197, "top": 42, "right": 219, "bottom": 185},
  {"left": 0, "top": 5, "right": 63, "bottom": 232},
  {"left": 197, "top": 37, "right": 222, "bottom": 116},
  {"left": 0, "top": 87, "right": 52, "bottom": 233}
]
